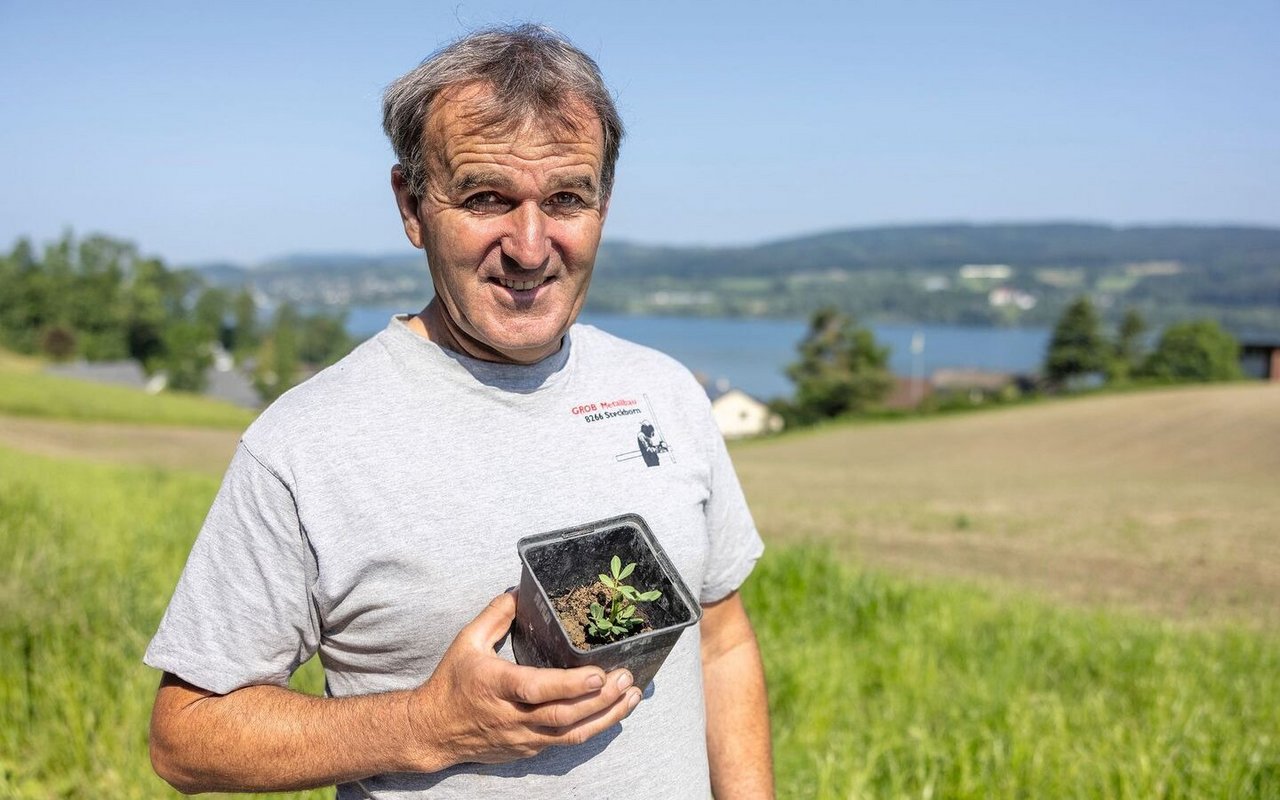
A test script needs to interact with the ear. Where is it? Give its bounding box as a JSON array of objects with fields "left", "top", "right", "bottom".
[
  {"left": 599, "top": 192, "right": 611, "bottom": 224},
  {"left": 391, "top": 165, "right": 425, "bottom": 248}
]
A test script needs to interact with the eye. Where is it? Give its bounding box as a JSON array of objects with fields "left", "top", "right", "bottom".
[
  {"left": 461, "top": 192, "right": 511, "bottom": 214},
  {"left": 544, "top": 192, "right": 586, "bottom": 213}
]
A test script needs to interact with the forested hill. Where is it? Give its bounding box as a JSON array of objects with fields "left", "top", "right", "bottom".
[
  {"left": 593, "top": 223, "right": 1280, "bottom": 276},
  {"left": 188, "top": 223, "right": 1280, "bottom": 333}
]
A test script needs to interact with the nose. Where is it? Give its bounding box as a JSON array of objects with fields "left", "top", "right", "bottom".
[{"left": 501, "top": 201, "right": 551, "bottom": 270}]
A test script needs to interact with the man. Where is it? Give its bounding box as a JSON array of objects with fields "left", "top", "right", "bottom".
[
  {"left": 146, "top": 24, "right": 772, "bottom": 798},
  {"left": 637, "top": 420, "right": 666, "bottom": 467}
]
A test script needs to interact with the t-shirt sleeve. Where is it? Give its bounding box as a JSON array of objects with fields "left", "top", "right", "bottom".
[
  {"left": 144, "top": 442, "right": 321, "bottom": 695},
  {"left": 699, "top": 411, "right": 765, "bottom": 604}
]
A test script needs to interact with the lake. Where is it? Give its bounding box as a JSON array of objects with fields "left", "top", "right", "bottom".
[{"left": 345, "top": 306, "right": 1050, "bottom": 401}]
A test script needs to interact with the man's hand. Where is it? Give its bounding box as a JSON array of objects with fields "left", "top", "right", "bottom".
[
  {"left": 405, "top": 590, "right": 642, "bottom": 771},
  {"left": 150, "top": 590, "right": 641, "bottom": 793}
]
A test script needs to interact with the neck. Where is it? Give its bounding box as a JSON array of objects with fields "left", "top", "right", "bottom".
[{"left": 407, "top": 298, "right": 561, "bottom": 366}]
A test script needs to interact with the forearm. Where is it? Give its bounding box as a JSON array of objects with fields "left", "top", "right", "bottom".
[
  {"left": 149, "top": 591, "right": 640, "bottom": 794},
  {"left": 150, "top": 675, "right": 431, "bottom": 794},
  {"left": 701, "top": 594, "right": 774, "bottom": 799}
]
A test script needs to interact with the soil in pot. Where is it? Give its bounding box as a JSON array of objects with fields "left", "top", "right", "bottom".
[{"left": 551, "top": 581, "right": 655, "bottom": 650}]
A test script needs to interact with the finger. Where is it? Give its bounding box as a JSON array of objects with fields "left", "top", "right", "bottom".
[
  {"left": 461, "top": 590, "right": 518, "bottom": 650},
  {"left": 495, "top": 661, "right": 617, "bottom": 706},
  {"left": 519, "top": 669, "right": 636, "bottom": 728},
  {"left": 531, "top": 686, "right": 643, "bottom": 748}
]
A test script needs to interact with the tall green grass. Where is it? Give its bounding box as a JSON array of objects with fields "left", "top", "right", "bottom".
[
  {"left": 2, "top": 444, "right": 1277, "bottom": 797},
  {"left": 744, "top": 546, "right": 1280, "bottom": 799},
  {"left": 0, "top": 447, "right": 321, "bottom": 799},
  {"left": 0, "top": 367, "right": 255, "bottom": 429}
]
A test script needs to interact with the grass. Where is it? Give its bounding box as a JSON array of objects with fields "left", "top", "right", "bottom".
[
  {"left": 744, "top": 545, "right": 1280, "bottom": 799},
  {"left": 0, "top": 350, "right": 255, "bottom": 429},
  {"left": 3, "top": 381, "right": 1279, "bottom": 796},
  {"left": 0, "top": 447, "right": 323, "bottom": 799},
  {"left": 3, "top": 438, "right": 1278, "bottom": 798}
]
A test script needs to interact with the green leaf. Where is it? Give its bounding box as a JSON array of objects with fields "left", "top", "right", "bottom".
[
  {"left": 611, "top": 555, "right": 622, "bottom": 578},
  {"left": 618, "top": 561, "right": 636, "bottom": 580},
  {"left": 617, "top": 585, "right": 637, "bottom": 599},
  {"left": 637, "top": 590, "right": 662, "bottom": 602},
  {"left": 619, "top": 605, "right": 635, "bottom": 619},
  {"left": 599, "top": 574, "right": 614, "bottom": 588},
  {"left": 590, "top": 602, "right": 603, "bottom": 617}
]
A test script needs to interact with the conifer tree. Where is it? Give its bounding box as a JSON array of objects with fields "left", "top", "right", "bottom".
[
  {"left": 786, "top": 306, "right": 892, "bottom": 422},
  {"left": 1044, "top": 296, "right": 1106, "bottom": 388}
]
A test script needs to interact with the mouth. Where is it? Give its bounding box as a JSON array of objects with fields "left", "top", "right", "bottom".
[{"left": 494, "top": 275, "right": 552, "bottom": 292}]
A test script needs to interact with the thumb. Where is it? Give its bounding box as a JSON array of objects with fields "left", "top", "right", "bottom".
[{"left": 462, "top": 590, "right": 518, "bottom": 650}]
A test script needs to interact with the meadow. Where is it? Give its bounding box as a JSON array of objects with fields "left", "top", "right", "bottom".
[
  {"left": 1, "top": 372, "right": 1278, "bottom": 798},
  {"left": 0, "top": 350, "right": 254, "bottom": 430}
]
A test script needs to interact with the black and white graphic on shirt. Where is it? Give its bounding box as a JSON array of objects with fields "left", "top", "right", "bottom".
[{"left": 614, "top": 394, "right": 675, "bottom": 467}]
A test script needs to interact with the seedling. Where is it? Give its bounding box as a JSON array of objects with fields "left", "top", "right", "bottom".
[{"left": 588, "top": 555, "right": 662, "bottom": 641}]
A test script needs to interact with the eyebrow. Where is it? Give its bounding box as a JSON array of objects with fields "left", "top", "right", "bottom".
[
  {"left": 453, "top": 171, "right": 512, "bottom": 194},
  {"left": 550, "top": 175, "right": 598, "bottom": 193},
  {"left": 451, "top": 171, "right": 599, "bottom": 196}
]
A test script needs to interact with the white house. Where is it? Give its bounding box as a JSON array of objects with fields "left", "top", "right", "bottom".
[{"left": 710, "top": 388, "right": 784, "bottom": 439}]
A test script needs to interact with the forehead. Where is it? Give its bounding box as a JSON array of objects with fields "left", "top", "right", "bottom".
[{"left": 423, "top": 83, "right": 604, "bottom": 181}]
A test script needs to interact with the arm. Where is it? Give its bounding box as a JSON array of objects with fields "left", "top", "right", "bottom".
[
  {"left": 701, "top": 591, "right": 774, "bottom": 799},
  {"left": 149, "top": 591, "right": 641, "bottom": 794}
]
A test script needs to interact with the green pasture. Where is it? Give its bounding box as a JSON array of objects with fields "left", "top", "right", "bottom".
[
  {"left": 0, "top": 352, "right": 254, "bottom": 429},
  {"left": 2, "top": 443, "right": 1277, "bottom": 798}
]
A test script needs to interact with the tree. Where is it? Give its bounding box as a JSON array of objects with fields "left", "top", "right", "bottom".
[
  {"left": 785, "top": 306, "right": 892, "bottom": 423},
  {"left": 193, "top": 287, "right": 231, "bottom": 345},
  {"left": 254, "top": 303, "right": 300, "bottom": 402},
  {"left": 159, "top": 321, "right": 213, "bottom": 392},
  {"left": 1106, "top": 306, "right": 1147, "bottom": 383},
  {"left": 1044, "top": 296, "right": 1106, "bottom": 388},
  {"left": 230, "top": 287, "right": 259, "bottom": 359},
  {"left": 1140, "top": 319, "right": 1242, "bottom": 383},
  {"left": 297, "top": 311, "right": 354, "bottom": 367}
]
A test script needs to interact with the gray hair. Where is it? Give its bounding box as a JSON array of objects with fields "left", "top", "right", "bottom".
[{"left": 382, "top": 23, "right": 624, "bottom": 199}]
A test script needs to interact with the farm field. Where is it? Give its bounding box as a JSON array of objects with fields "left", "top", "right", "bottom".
[
  {"left": 1, "top": 376, "right": 1278, "bottom": 797},
  {"left": 733, "top": 382, "right": 1280, "bottom": 629}
]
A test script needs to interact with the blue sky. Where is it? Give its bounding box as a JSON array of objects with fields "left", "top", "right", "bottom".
[{"left": 2, "top": 0, "right": 1277, "bottom": 265}]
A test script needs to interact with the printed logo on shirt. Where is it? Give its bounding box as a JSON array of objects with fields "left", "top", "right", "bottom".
[
  {"left": 568, "top": 397, "right": 640, "bottom": 423},
  {"left": 565, "top": 394, "right": 676, "bottom": 468}
]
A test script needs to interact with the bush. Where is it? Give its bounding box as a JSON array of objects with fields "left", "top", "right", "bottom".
[{"left": 1140, "top": 319, "right": 1242, "bottom": 383}]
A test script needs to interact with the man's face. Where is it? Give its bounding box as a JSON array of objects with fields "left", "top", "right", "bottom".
[{"left": 393, "top": 84, "right": 609, "bottom": 364}]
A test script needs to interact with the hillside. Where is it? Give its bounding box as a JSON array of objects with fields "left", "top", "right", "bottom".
[
  {"left": 733, "top": 382, "right": 1280, "bottom": 627},
  {"left": 187, "top": 222, "right": 1280, "bottom": 332},
  {"left": 1, "top": 378, "right": 1275, "bottom": 626}
]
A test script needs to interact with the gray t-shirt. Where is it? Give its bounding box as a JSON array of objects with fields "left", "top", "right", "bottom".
[{"left": 145, "top": 317, "right": 764, "bottom": 798}]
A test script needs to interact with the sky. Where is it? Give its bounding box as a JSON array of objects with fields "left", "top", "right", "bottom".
[{"left": 2, "top": 0, "right": 1277, "bottom": 266}]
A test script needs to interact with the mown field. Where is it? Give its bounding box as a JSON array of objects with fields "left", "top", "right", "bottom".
[
  {"left": 1, "top": 373, "right": 1278, "bottom": 798},
  {"left": 734, "top": 382, "right": 1280, "bottom": 629}
]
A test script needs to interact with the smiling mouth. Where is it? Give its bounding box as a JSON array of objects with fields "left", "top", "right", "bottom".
[{"left": 496, "top": 276, "right": 549, "bottom": 291}]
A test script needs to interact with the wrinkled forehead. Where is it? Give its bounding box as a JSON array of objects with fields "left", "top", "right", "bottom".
[{"left": 423, "top": 82, "right": 604, "bottom": 173}]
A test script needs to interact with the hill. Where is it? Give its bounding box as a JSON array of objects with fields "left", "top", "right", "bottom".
[
  {"left": 186, "top": 222, "right": 1280, "bottom": 333},
  {"left": 733, "top": 381, "right": 1280, "bottom": 627},
  {"left": 0, "top": 348, "right": 255, "bottom": 430},
  {"left": 2, "top": 382, "right": 1278, "bottom": 797}
]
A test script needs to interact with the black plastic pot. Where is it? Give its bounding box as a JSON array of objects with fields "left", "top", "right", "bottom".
[{"left": 511, "top": 513, "right": 702, "bottom": 689}]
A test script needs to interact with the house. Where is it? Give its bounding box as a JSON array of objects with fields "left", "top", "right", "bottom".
[
  {"left": 959, "top": 264, "right": 1014, "bottom": 281},
  {"left": 1240, "top": 340, "right": 1280, "bottom": 382},
  {"left": 45, "top": 348, "right": 260, "bottom": 408},
  {"left": 706, "top": 385, "right": 784, "bottom": 439}
]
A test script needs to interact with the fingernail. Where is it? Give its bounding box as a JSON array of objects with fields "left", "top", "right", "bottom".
[
  {"left": 585, "top": 674, "right": 604, "bottom": 690},
  {"left": 616, "top": 671, "right": 633, "bottom": 690},
  {"left": 627, "top": 688, "right": 641, "bottom": 710}
]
